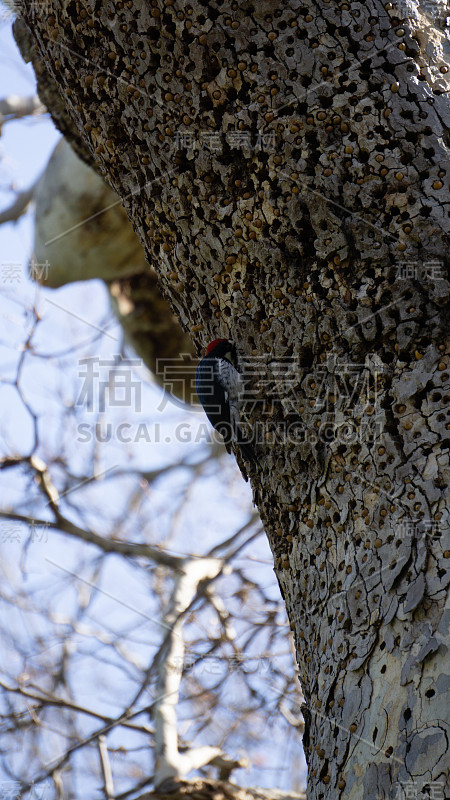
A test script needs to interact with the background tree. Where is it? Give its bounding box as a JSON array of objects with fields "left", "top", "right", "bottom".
[{"left": 2, "top": 2, "right": 449, "bottom": 799}]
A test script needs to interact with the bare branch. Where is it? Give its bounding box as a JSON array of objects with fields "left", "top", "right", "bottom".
[
  {"left": 98, "top": 736, "right": 115, "bottom": 800},
  {"left": 0, "top": 183, "right": 36, "bottom": 225},
  {"left": 154, "top": 557, "right": 226, "bottom": 786},
  {"left": 0, "top": 95, "right": 44, "bottom": 124}
]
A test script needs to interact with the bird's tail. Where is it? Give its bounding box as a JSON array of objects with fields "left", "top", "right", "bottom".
[{"left": 228, "top": 407, "right": 257, "bottom": 466}]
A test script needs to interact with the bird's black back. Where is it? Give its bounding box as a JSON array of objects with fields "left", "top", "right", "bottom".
[{"left": 195, "top": 354, "right": 231, "bottom": 439}]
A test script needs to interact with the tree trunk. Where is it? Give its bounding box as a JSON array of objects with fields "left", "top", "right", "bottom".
[{"left": 15, "top": 1, "right": 449, "bottom": 797}]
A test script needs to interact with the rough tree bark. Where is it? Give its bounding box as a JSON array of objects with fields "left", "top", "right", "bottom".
[{"left": 13, "top": 2, "right": 449, "bottom": 799}]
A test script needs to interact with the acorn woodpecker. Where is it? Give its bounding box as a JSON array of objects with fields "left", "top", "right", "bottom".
[{"left": 195, "top": 338, "right": 256, "bottom": 465}]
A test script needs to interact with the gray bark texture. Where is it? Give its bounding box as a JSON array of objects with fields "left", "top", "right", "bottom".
[{"left": 14, "top": 1, "right": 449, "bottom": 798}]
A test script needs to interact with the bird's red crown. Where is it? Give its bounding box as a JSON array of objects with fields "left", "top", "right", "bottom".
[{"left": 205, "top": 338, "right": 229, "bottom": 355}]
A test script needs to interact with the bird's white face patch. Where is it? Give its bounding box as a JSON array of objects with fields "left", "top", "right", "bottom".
[{"left": 217, "top": 357, "right": 242, "bottom": 401}]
